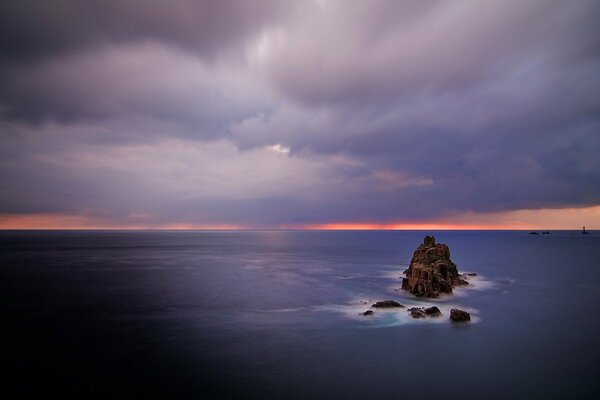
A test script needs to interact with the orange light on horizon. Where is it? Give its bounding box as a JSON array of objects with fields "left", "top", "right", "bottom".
[
  {"left": 0, "top": 205, "right": 598, "bottom": 230},
  {"left": 296, "top": 222, "right": 525, "bottom": 230}
]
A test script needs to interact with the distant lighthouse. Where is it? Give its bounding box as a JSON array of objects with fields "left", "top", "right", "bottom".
[{"left": 582, "top": 226, "right": 590, "bottom": 234}]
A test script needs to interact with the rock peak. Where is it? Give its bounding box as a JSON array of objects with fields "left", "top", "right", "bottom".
[{"left": 423, "top": 235, "right": 436, "bottom": 247}]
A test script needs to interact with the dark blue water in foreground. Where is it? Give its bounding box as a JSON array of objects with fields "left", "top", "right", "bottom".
[{"left": 1, "top": 230, "right": 599, "bottom": 399}]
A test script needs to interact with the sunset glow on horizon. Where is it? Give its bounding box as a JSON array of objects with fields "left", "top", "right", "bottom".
[{"left": 2, "top": 205, "right": 598, "bottom": 231}]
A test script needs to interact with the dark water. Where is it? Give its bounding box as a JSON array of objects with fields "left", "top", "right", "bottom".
[{"left": 1, "top": 230, "right": 599, "bottom": 399}]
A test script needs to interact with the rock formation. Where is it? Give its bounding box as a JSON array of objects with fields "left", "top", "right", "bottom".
[
  {"left": 409, "top": 308, "right": 426, "bottom": 318},
  {"left": 407, "top": 306, "right": 441, "bottom": 318},
  {"left": 401, "top": 236, "right": 467, "bottom": 298},
  {"left": 450, "top": 308, "right": 471, "bottom": 322},
  {"left": 372, "top": 300, "right": 404, "bottom": 308},
  {"left": 424, "top": 306, "right": 441, "bottom": 316}
]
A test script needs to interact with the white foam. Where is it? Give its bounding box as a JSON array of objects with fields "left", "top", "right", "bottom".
[
  {"left": 314, "top": 298, "right": 480, "bottom": 327},
  {"left": 379, "top": 269, "right": 407, "bottom": 280},
  {"left": 452, "top": 274, "right": 497, "bottom": 297}
]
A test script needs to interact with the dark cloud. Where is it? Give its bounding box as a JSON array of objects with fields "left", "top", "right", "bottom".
[
  {"left": 0, "top": 0, "right": 285, "bottom": 124},
  {"left": 0, "top": 0, "right": 289, "bottom": 63},
  {"left": 0, "top": 43, "right": 275, "bottom": 128},
  {"left": 0, "top": 1, "right": 599, "bottom": 226}
]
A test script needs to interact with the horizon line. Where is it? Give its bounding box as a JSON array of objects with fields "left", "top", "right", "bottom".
[{"left": 0, "top": 227, "right": 593, "bottom": 232}]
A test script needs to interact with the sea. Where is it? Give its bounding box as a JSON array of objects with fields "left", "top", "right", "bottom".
[{"left": 1, "top": 230, "right": 599, "bottom": 399}]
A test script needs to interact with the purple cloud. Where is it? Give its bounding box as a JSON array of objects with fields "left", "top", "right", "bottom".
[{"left": 0, "top": 1, "right": 599, "bottom": 227}]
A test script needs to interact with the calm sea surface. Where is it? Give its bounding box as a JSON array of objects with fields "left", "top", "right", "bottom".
[{"left": 1, "top": 230, "right": 599, "bottom": 399}]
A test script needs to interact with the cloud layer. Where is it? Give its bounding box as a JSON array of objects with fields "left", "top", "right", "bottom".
[{"left": 1, "top": 1, "right": 599, "bottom": 227}]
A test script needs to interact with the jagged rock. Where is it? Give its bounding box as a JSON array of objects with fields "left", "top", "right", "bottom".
[
  {"left": 406, "top": 306, "right": 442, "bottom": 318},
  {"left": 457, "top": 278, "right": 469, "bottom": 285},
  {"left": 424, "top": 306, "right": 441, "bottom": 316},
  {"left": 362, "top": 310, "right": 374, "bottom": 316},
  {"left": 372, "top": 300, "right": 404, "bottom": 308},
  {"left": 402, "top": 236, "right": 466, "bottom": 298},
  {"left": 410, "top": 309, "right": 426, "bottom": 318},
  {"left": 450, "top": 308, "right": 471, "bottom": 322},
  {"left": 466, "top": 273, "right": 477, "bottom": 277}
]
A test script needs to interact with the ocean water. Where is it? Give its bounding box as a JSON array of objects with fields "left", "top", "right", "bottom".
[{"left": 1, "top": 230, "right": 599, "bottom": 399}]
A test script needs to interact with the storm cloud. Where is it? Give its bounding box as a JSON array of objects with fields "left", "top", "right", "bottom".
[{"left": 1, "top": 0, "right": 599, "bottom": 227}]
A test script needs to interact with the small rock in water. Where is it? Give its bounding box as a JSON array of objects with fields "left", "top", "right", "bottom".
[
  {"left": 406, "top": 306, "right": 440, "bottom": 318},
  {"left": 457, "top": 278, "right": 469, "bottom": 286},
  {"left": 372, "top": 300, "right": 404, "bottom": 308},
  {"left": 466, "top": 273, "right": 477, "bottom": 276},
  {"left": 424, "top": 306, "right": 441, "bottom": 316},
  {"left": 450, "top": 308, "right": 471, "bottom": 322},
  {"left": 362, "top": 310, "right": 374, "bottom": 316}
]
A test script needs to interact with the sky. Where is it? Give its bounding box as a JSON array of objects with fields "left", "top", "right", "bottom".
[{"left": 0, "top": 0, "right": 599, "bottom": 230}]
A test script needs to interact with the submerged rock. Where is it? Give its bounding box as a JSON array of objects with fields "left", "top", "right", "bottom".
[
  {"left": 372, "top": 300, "right": 404, "bottom": 308},
  {"left": 401, "top": 236, "right": 467, "bottom": 298},
  {"left": 406, "top": 306, "right": 441, "bottom": 318},
  {"left": 450, "top": 308, "right": 471, "bottom": 322},
  {"left": 362, "top": 310, "right": 374, "bottom": 316}
]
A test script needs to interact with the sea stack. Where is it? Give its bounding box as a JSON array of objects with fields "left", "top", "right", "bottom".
[{"left": 401, "top": 236, "right": 467, "bottom": 298}]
